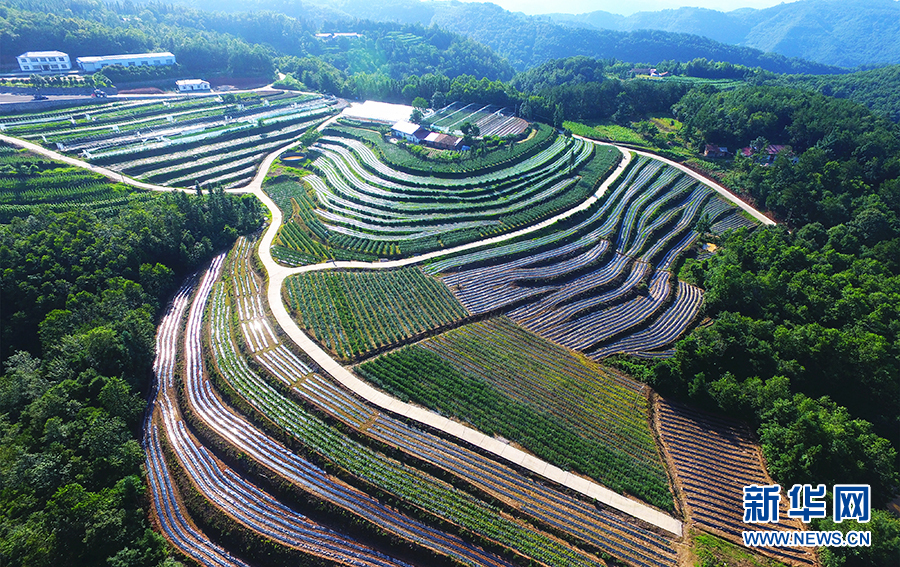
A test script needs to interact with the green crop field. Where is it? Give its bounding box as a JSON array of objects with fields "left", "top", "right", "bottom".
[
  {"left": 284, "top": 267, "right": 469, "bottom": 359},
  {"left": 268, "top": 123, "right": 622, "bottom": 262},
  {"left": 0, "top": 143, "right": 153, "bottom": 221},
  {"left": 358, "top": 317, "right": 673, "bottom": 509}
]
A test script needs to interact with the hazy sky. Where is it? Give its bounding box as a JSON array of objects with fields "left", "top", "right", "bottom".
[{"left": 451, "top": 0, "right": 801, "bottom": 16}]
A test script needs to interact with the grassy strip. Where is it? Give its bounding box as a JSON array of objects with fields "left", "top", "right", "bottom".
[
  {"left": 693, "top": 533, "right": 790, "bottom": 567},
  {"left": 565, "top": 121, "right": 648, "bottom": 146}
]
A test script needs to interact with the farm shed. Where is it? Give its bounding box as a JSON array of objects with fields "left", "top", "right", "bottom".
[
  {"left": 176, "top": 79, "right": 211, "bottom": 92},
  {"left": 426, "top": 132, "right": 463, "bottom": 150},
  {"left": 76, "top": 52, "right": 176, "bottom": 72}
]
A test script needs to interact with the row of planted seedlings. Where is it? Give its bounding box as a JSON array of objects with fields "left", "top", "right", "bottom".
[
  {"left": 313, "top": 134, "right": 587, "bottom": 206},
  {"left": 202, "top": 260, "right": 612, "bottom": 567},
  {"left": 220, "top": 238, "right": 681, "bottom": 567},
  {"left": 423, "top": 154, "right": 655, "bottom": 275},
  {"left": 434, "top": 158, "right": 669, "bottom": 311},
  {"left": 619, "top": 179, "right": 703, "bottom": 258},
  {"left": 103, "top": 112, "right": 334, "bottom": 188},
  {"left": 506, "top": 173, "right": 708, "bottom": 346},
  {"left": 422, "top": 317, "right": 663, "bottom": 460},
  {"left": 446, "top": 242, "right": 612, "bottom": 315},
  {"left": 170, "top": 280, "right": 439, "bottom": 567},
  {"left": 546, "top": 271, "right": 673, "bottom": 351},
  {"left": 8, "top": 97, "right": 233, "bottom": 141},
  {"left": 0, "top": 98, "right": 171, "bottom": 131},
  {"left": 154, "top": 292, "right": 354, "bottom": 567},
  {"left": 285, "top": 129, "right": 619, "bottom": 262},
  {"left": 430, "top": 157, "right": 711, "bottom": 356},
  {"left": 655, "top": 401, "right": 817, "bottom": 566},
  {"left": 300, "top": 143, "right": 604, "bottom": 259},
  {"left": 144, "top": 278, "right": 251, "bottom": 567},
  {"left": 308, "top": 144, "right": 590, "bottom": 239},
  {"left": 17, "top": 92, "right": 316, "bottom": 144},
  {"left": 315, "top": 134, "right": 575, "bottom": 191},
  {"left": 590, "top": 279, "right": 704, "bottom": 359},
  {"left": 357, "top": 344, "right": 675, "bottom": 514},
  {"left": 376, "top": 317, "right": 669, "bottom": 487},
  {"left": 68, "top": 94, "right": 327, "bottom": 159}
]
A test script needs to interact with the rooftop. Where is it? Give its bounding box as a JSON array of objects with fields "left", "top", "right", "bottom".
[
  {"left": 76, "top": 52, "right": 175, "bottom": 63},
  {"left": 19, "top": 51, "right": 68, "bottom": 58},
  {"left": 341, "top": 100, "right": 416, "bottom": 124},
  {"left": 392, "top": 121, "right": 424, "bottom": 136}
]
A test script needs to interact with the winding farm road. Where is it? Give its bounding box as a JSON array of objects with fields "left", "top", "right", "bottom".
[{"left": 5, "top": 120, "right": 776, "bottom": 537}]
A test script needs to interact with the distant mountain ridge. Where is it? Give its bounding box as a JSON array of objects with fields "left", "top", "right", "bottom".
[
  {"left": 291, "top": 0, "right": 844, "bottom": 74},
  {"left": 134, "top": 0, "right": 846, "bottom": 74},
  {"left": 546, "top": 0, "right": 900, "bottom": 68}
]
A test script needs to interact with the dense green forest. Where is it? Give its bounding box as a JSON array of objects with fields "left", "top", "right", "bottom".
[
  {"left": 0, "top": 150, "right": 263, "bottom": 564},
  {"left": 775, "top": 65, "right": 900, "bottom": 123}
]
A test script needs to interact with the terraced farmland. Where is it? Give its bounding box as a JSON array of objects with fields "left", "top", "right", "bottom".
[
  {"left": 358, "top": 317, "right": 672, "bottom": 509},
  {"left": 3, "top": 91, "right": 789, "bottom": 567},
  {"left": 197, "top": 237, "right": 680, "bottom": 567},
  {"left": 656, "top": 399, "right": 816, "bottom": 567},
  {"left": 269, "top": 123, "right": 621, "bottom": 260},
  {"left": 0, "top": 91, "right": 337, "bottom": 188},
  {"left": 284, "top": 267, "right": 469, "bottom": 359},
  {"left": 428, "top": 155, "right": 756, "bottom": 360},
  {"left": 0, "top": 143, "right": 154, "bottom": 220}
]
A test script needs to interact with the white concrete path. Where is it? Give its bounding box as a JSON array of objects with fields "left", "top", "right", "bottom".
[{"left": 575, "top": 135, "right": 776, "bottom": 226}]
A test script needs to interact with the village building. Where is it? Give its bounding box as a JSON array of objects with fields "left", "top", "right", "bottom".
[
  {"left": 740, "top": 144, "right": 794, "bottom": 164},
  {"left": 704, "top": 144, "right": 729, "bottom": 158},
  {"left": 17, "top": 51, "right": 71, "bottom": 72},
  {"left": 176, "top": 79, "right": 211, "bottom": 92},
  {"left": 315, "top": 32, "right": 363, "bottom": 40},
  {"left": 76, "top": 52, "right": 176, "bottom": 72},
  {"left": 391, "top": 121, "right": 430, "bottom": 144},
  {"left": 425, "top": 132, "right": 463, "bottom": 150}
]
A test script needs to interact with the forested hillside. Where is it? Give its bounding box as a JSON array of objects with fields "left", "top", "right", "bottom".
[
  {"left": 0, "top": 1, "right": 513, "bottom": 83},
  {"left": 548, "top": 0, "right": 900, "bottom": 68},
  {"left": 773, "top": 65, "right": 900, "bottom": 123},
  {"left": 127, "top": 0, "right": 845, "bottom": 74}
]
